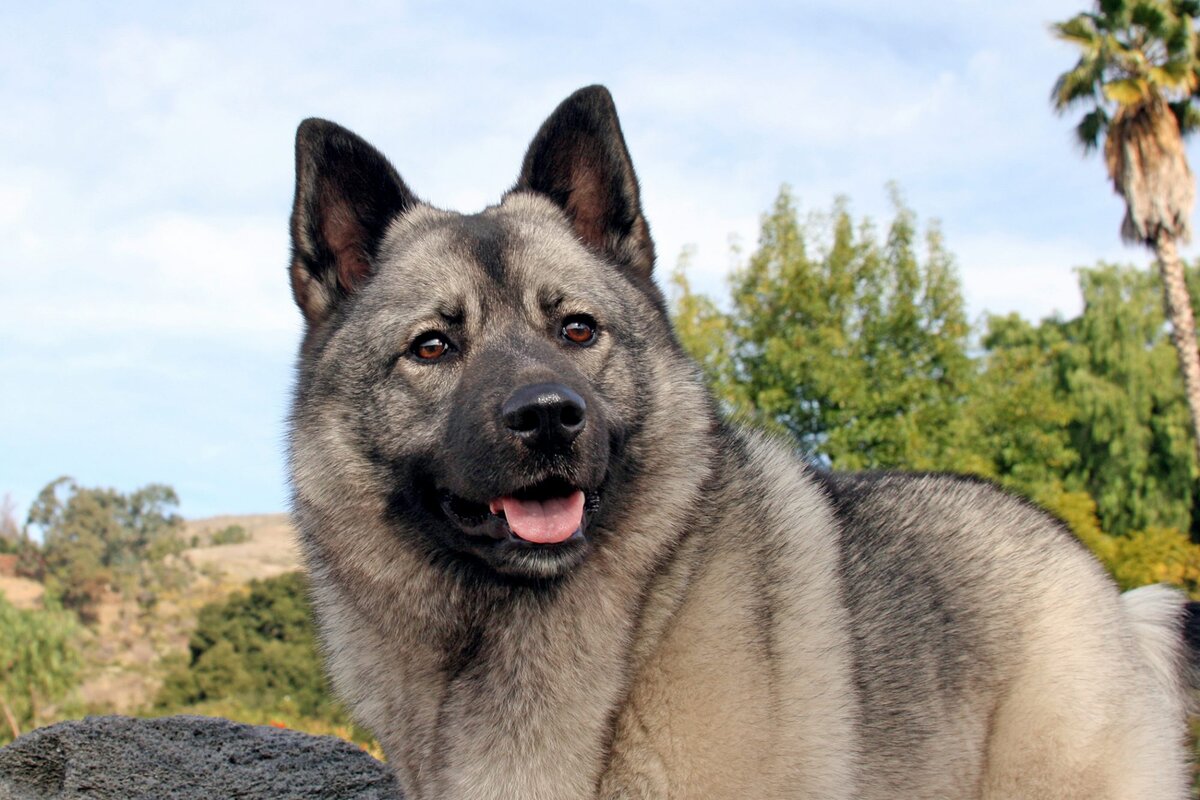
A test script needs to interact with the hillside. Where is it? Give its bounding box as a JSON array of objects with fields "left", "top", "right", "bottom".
[
  {"left": 182, "top": 513, "right": 301, "bottom": 582},
  {"left": 71, "top": 513, "right": 301, "bottom": 715}
]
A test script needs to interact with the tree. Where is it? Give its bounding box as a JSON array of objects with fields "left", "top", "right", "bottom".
[
  {"left": 697, "top": 187, "right": 976, "bottom": 471},
  {"left": 1061, "top": 264, "right": 1196, "bottom": 533},
  {"left": 25, "top": 477, "right": 187, "bottom": 620},
  {"left": 1052, "top": 0, "right": 1200, "bottom": 466},
  {"left": 966, "top": 314, "right": 1080, "bottom": 497},
  {"left": 974, "top": 264, "right": 1197, "bottom": 535}
]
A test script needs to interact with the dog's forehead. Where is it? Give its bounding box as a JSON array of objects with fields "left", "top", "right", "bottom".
[{"left": 374, "top": 195, "right": 616, "bottom": 304}]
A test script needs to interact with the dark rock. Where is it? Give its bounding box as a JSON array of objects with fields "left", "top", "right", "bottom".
[{"left": 0, "top": 715, "right": 402, "bottom": 800}]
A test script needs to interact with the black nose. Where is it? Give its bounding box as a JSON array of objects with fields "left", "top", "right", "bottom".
[{"left": 501, "top": 382, "right": 586, "bottom": 450}]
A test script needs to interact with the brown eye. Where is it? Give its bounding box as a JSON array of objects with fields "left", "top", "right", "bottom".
[
  {"left": 561, "top": 315, "right": 597, "bottom": 346},
  {"left": 411, "top": 332, "right": 452, "bottom": 361}
]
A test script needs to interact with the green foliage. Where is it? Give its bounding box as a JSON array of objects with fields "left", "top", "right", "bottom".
[
  {"left": 210, "top": 525, "right": 250, "bottom": 546},
  {"left": 678, "top": 187, "right": 976, "bottom": 471},
  {"left": 25, "top": 477, "right": 188, "bottom": 621},
  {"left": 977, "top": 265, "right": 1197, "bottom": 534},
  {"left": 0, "top": 593, "right": 82, "bottom": 744},
  {"left": 1057, "top": 264, "right": 1197, "bottom": 533},
  {"left": 156, "top": 572, "right": 348, "bottom": 726},
  {"left": 669, "top": 248, "right": 748, "bottom": 417},
  {"left": 965, "top": 314, "right": 1079, "bottom": 496}
]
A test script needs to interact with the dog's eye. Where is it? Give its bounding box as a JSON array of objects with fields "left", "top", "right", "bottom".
[
  {"left": 561, "top": 315, "right": 597, "bottom": 346},
  {"left": 410, "top": 332, "right": 453, "bottom": 361}
]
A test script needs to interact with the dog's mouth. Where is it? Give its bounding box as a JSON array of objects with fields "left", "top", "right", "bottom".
[{"left": 440, "top": 476, "right": 599, "bottom": 547}]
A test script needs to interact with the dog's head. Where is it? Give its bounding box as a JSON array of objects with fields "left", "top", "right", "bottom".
[{"left": 288, "top": 86, "right": 707, "bottom": 581}]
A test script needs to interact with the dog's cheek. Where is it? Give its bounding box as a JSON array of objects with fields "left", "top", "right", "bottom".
[{"left": 357, "top": 364, "right": 457, "bottom": 467}]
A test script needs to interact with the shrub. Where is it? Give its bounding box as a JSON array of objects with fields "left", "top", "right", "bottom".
[
  {"left": 156, "top": 572, "right": 346, "bottom": 723},
  {"left": 210, "top": 525, "right": 250, "bottom": 546},
  {"left": 0, "top": 593, "right": 82, "bottom": 744}
]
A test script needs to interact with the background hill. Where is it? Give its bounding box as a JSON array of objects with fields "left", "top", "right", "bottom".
[{"left": 182, "top": 514, "right": 300, "bottom": 584}]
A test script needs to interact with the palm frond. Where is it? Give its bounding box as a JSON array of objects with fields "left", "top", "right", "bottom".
[
  {"left": 1077, "top": 107, "right": 1112, "bottom": 151},
  {"left": 1174, "top": 0, "right": 1200, "bottom": 18},
  {"left": 1100, "top": 0, "right": 1131, "bottom": 27},
  {"left": 1163, "top": 18, "right": 1191, "bottom": 52},
  {"left": 1053, "top": 14, "right": 1103, "bottom": 49},
  {"left": 1131, "top": 1, "right": 1169, "bottom": 35},
  {"left": 1104, "top": 77, "right": 1154, "bottom": 103},
  {"left": 1053, "top": 58, "right": 1106, "bottom": 110},
  {"left": 1150, "top": 58, "right": 1200, "bottom": 92}
]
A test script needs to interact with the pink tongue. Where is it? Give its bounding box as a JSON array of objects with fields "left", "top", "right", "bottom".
[{"left": 491, "top": 490, "right": 585, "bottom": 544}]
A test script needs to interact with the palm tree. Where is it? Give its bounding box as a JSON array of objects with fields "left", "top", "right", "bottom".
[{"left": 1052, "top": 0, "right": 1200, "bottom": 466}]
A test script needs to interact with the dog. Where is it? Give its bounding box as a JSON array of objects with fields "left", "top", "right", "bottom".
[{"left": 286, "top": 85, "right": 1193, "bottom": 799}]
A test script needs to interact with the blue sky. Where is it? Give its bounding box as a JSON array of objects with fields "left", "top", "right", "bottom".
[{"left": 2, "top": 1, "right": 1195, "bottom": 520}]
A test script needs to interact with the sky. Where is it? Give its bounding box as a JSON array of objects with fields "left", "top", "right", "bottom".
[{"left": 2, "top": 0, "right": 1196, "bottom": 521}]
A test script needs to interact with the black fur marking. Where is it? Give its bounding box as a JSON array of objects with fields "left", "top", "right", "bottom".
[
  {"left": 457, "top": 213, "right": 508, "bottom": 284},
  {"left": 815, "top": 468, "right": 1013, "bottom": 772},
  {"left": 442, "top": 622, "right": 486, "bottom": 681},
  {"left": 1184, "top": 602, "right": 1200, "bottom": 659}
]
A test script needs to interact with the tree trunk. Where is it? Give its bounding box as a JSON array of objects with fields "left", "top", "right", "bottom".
[{"left": 1154, "top": 234, "right": 1200, "bottom": 469}]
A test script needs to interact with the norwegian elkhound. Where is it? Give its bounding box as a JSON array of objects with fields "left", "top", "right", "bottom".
[{"left": 286, "top": 86, "right": 1194, "bottom": 799}]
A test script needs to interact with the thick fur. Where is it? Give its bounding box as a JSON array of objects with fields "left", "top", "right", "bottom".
[{"left": 287, "top": 86, "right": 1193, "bottom": 799}]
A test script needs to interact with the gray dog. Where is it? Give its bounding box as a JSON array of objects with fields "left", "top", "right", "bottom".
[{"left": 286, "top": 85, "right": 1193, "bottom": 799}]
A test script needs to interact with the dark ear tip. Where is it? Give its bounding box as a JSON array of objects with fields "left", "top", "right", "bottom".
[
  {"left": 561, "top": 85, "right": 616, "bottom": 115},
  {"left": 295, "top": 118, "right": 357, "bottom": 155},
  {"left": 569, "top": 84, "right": 613, "bottom": 102},
  {"left": 297, "top": 117, "right": 331, "bottom": 138}
]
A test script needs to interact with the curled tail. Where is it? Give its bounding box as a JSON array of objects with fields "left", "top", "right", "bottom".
[{"left": 1120, "top": 585, "right": 1193, "bottom": 710}]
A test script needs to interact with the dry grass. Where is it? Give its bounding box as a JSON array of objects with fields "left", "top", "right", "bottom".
[
  {"left": 0, "top": 575, "right": 45, "bottom": 610},
  {"left": 180, "top": 514, "right": 300, "bottom": 583}
]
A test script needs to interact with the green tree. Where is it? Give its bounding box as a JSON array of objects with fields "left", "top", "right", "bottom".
[
  {"left": 685, "top": 187, "right": 976, "bottom": 471},
  {"left": 1052, "top": 0, "right": 1200, "bottom": 467},
  {"left": 973, "top": 265, "right": 1196, "bottom": 535},
  {"left": 966, "top": 314, "right": 1080, "bottom": 496},
  {"left": 1060, "top": 264, "right": 1196, "bottom": 533},
  {"left": 25, "top": 477, "right": 187, "bottom": 620},
  {"left": 669, "top": 248, "right": 747, "bottom": 417},
  {"left": 0, "top": 593, "right": 81, "bottom": 743},
  {"left": 210, "top": 524, "right": 250, "bottom": 546}
]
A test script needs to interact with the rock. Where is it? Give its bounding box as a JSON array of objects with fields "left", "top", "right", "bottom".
[{"left": 0, "top": 715, "right": 401, "bottom": 799}]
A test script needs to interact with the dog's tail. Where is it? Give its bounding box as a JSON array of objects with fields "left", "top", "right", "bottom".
[{"left": 1121, "top": 585, "right": 1195, "bottom": 710}]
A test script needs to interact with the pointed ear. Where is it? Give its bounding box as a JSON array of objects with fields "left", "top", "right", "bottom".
[
  {"left": 289, "top": 118, "right": 418, "bottom": 324},
  {"left": 514, "top": 85, "right": 656, "bottom": 283}
]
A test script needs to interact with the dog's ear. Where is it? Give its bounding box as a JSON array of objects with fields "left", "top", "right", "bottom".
[
  {"left": 514, "top": 85, "right": 655, "bottom": 283},
  {"left": 289, "top": 119, "right": 418, "bottom": 324}
]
